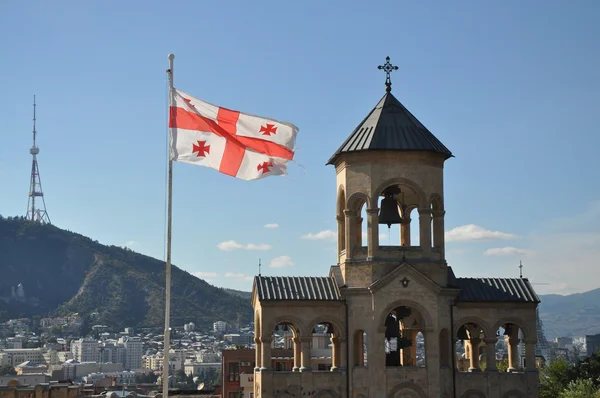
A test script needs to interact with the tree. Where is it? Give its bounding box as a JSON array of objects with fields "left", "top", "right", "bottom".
[
  {"left": 540, "top": 359, "right": 573, "bottom": 398},
  {"left": 559, "top": 378, "right": 600, "bottom": 398},
  {"left": 0, "top": 366, "right": 16, "bottom": 376}
]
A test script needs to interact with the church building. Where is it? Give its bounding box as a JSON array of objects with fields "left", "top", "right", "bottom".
[{"left": 251, "top": 57, "right": 540, "bottom": 398}]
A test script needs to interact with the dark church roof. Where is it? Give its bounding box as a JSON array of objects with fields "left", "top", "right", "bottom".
[
  {"left": 327, "top": 92, "right": 453, "bottom": 164},
  {"left": 448, "top": 268, "right": 540, "bottom": 303},
  {"left": 254, "top": 276, "right": 341, "bottom": 301}
]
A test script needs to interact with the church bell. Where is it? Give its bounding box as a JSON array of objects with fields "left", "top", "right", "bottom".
[{"left": 379, "top": 189, "right": 403, "bottom": 228}]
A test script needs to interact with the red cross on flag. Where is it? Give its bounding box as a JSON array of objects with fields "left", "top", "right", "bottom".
[{"left": 169, "top": 89, "right": 299, "bottom": 180}]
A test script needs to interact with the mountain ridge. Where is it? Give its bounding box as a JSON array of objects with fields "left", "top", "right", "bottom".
[{"left": 0, "top": 216, "right": 252, "bottom": 330}]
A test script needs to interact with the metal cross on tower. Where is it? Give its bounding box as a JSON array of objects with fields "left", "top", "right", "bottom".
[
  {"left": 26, "top": 95, "right": 51, "bottom": 224},
  {"left": 377, "top": 56, "right": 399, "bottom": 93}
]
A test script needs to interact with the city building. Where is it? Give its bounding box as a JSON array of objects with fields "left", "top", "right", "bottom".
[
  {"left": 184, "top": 322, "right": 196, "bottom": 333},
  {"left": 250, "top": 59, "right": 541, "bottom": 398},
  {"left": 222, "top": 349, "right": 256, "bottom": 398},
  {"left": 586, "top": 333, "right": 600, "bottom": 357},
  {"left": 71, "top": 338, "right": 99, "bottom": 362},
  {"left": 223, "top": 334, "right": 254, "bottom": 346},
  {"left": 213, "top": 321, "right": 227, "bottom": 333},
  {"left": 0, "top": 348, "right": 45, "bottom": 367},
  {"left": 122, "top": 336, "right": 143, "bottom": 370}
]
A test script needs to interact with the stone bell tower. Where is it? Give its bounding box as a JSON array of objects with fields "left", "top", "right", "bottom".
[{"left": 327, "top": 56, "right": 453, "bottom": 288}]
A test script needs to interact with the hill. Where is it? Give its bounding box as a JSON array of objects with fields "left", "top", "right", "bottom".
[
  {"left": 538, "top": 288, "right": 600, "bottom": 339},
  {"left": 0, "top": 216, "right": 252, "bottom": 330}
]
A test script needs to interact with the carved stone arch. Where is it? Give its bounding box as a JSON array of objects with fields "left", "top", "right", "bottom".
[
  {"left": 454, "top": 317, "right": 493, "bottom": 338},
  {"left": 347, "top": 191, "right": 371, "bottom": 211},
  {"left": 373, "top": 177, "right": 428, "bottom": 208},
  {"left": 387, "top": 382, "right": 427, "bottom": 398},
  {"left": 307, "top": 316, "right": 346, "bottom": 339},
  {"left": 502, "top": 390, "right": 527, "bottom": 398},
  {"left": 378, "top": 299, "right": 435, "bottom": 331},
  {"left": 462, "top": 390, "right": 486, "bottom": 398},
  {"left": 491, "top": 317, "right": 533, "bottom": 341},
  {"left": 429, "top": 193, "right": 444, "bottom": 211},
  {"left": 264, "top": 315, "right": 305, "bottom": 338},
  {"left": 314, "top": 389, "right": 340, "bottom": 398}
]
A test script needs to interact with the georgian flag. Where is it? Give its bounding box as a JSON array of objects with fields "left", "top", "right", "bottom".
[{"left": 169, "top": 89, "right": 298, "bottom": 181}]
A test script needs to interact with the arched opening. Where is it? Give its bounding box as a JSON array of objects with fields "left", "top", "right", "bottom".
[
  {"left": 271, "top": 322, "right": 299, "bottom": 372},
  {"left": 337, "top": 189, "right": 346, "bottom": 257},
  {"left": 430, "top": 195, "right": 444, "bottom": 252},
  {"left": 384, "top": 306, "right": 426, "bottom": 367},
  {"left": 311, "top": 322, "right": 335, "bottom": 371},
  {"left": 358, "top": 201, "right": 367, "bottom": 248},
  {"left": 495, "top": 322, "right": 528, "bottom": 372},
  {"left": 353, "top": 330, "right": 367, "bottom": 367},
  {"left": 455, "top": 322, "right": 488, "bottom": 372},
  {"left": 408, "top": 207, "right": 420, "bottom": 247},
  {"left": 439, "top": 328, "right": 450, "bottom": 367},
  {"left": 377, "top": 184, "right": 421, "bottom": 249}
]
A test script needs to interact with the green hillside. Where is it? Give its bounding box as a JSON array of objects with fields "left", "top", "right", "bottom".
[{"left": 0, "top": 216, "right": 252, "bottom": 329}]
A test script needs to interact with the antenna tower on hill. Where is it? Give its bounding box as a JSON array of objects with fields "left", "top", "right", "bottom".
[{"left": 26, "top": 95, "right": 51, "bottom": 224}]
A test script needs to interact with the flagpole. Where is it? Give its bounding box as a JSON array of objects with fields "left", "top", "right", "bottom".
[{"left": 162, "top": 53, "right": 175, "bottom": 398}]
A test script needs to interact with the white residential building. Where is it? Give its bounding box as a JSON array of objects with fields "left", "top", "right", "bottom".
[
  {"left": 71, "top": 338, "right": 99, "bottom": 362},
  {"left": 0, "top": 348, "right": 45, "bottom": 366},
  {"left": 122, "top": 336, "right": 143, "bottom": 370},
  {"left": 213, "top": 321, "right": 227, "bottom": 333}
]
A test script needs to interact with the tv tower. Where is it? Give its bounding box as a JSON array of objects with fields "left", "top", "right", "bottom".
[{"left": 26, "top": 95, "right": 51, "bottom": 224}]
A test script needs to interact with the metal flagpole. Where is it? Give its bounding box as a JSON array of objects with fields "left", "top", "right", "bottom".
[{"left": 163, "top": 53, "right": 175, "bottom": 398}]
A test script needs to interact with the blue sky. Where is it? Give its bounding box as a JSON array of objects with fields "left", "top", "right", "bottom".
[{"left": 1, "top": 1, "right": 599, "bottom": 295}]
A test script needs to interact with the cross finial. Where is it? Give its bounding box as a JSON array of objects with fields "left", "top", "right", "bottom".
[
  {"left": 377, "top": 56, "right": 399, "bottom": 93},
  {"left": 258, "top": 258, "right": 262, "bottom": 276},
  {"left": 519, "top": 260, "right": 523, "bottom": 278}
]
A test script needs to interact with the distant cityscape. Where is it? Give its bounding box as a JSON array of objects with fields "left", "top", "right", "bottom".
[{"left": 1, "top": 308, "right": 600, "bottom": 397}]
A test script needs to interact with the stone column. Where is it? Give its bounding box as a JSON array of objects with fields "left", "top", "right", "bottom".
[
  {"left": 293, "top": 337, "right": 301, "bottom": 371},
  {"left": 468, "top": 338, "right": 481, "bottom": 372},
  {"left": 525, "top": 340, "right": 537, "bottom": 371},
  {"left": 338, "top": 337, "right": 347, "bottom": 370},
  {"left": 254, "top": 337, "right": 262, "bottom": 370},
  {"left": 507, "top": 336, "right": 520, "bottom": 371},
  {"left": 400, "top": 217, "right": 411, "bottom": 246},
  {"left": 344, "top": 210, "right": 357, "bottom": 259},
  {"left": 260, "top": 337, "right": 272, "bottom": 371},
  {"left": 336, "top": 215, "right": 345, "bottom": 257},
  {"left": 300, "top": 336, "right": 312, "bottom": 372},
  {"left": 409, "top": 330, "right": 418, "bottom": 366},
  {"left": 432, "top": 210, "right": 445, "bottom": 257},
  {"left": 418, "top": 208, "right": 432, "bottom": 251},
  {"left": 366, "top": 208, "right": 379, "bottom": 258},
  {"left": 330, "top": 336, "right": 339, "bottom": 371},
  {"left": 355, "top": 217, "right": 363, "bottom": 247},
  {"left": 484, "top": 338, "right": 497, "bottom": 371}
]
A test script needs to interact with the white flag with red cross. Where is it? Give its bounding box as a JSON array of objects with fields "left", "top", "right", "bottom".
[{"left": 169, "top": 88, "right": 299, "bottom": 180}]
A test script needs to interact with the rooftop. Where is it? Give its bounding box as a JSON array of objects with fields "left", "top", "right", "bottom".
[
  {"left": 327, "top": 91, "right": 452, "bottom": 164},
  {"left": 254, "top": 276, "right": 341, "bottom": 301}
]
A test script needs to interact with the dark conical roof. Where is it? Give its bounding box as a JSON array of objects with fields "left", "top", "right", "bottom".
[{"left": 327, "top": 92, "right": 452, "bottom": 164}]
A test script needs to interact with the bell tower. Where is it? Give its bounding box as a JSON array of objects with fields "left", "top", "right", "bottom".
[{"left": 327, "top": 56, "right": 452, "bottom": 287}]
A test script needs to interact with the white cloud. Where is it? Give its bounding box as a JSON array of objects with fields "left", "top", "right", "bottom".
[
  {"left": 224, "top": 272, "right": 253, "bottom": 281},
  {"left": 362, "top": 231, "right": 389, "bottom": 241},
  {"left": 217, "top": 240, "right": 272, "bottom": 251},
  {"left": 123, "top": 240, "right": 138, "bottom": 248},
  {"left": 483, "top": 247, "right": 532, "bottom": 257},
  {"left": 269, "top": 255, "right": 293, "bottom": 268},
  {"left": 264, "top": 223, "right": 279, "bottom": 229},
  {"left": 445, "top": 224, "right": 516, "bottom": 242},
  {"left": 194, "top": 271, "right": 218, "bottom": 278},
  {"left": 301, "top": 230, "right": 336, "bottom": 241}
]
